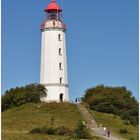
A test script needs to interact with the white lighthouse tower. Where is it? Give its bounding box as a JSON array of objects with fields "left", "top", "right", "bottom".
[{"left": 40, "top": 0, "right": 69, "bottom": 102}]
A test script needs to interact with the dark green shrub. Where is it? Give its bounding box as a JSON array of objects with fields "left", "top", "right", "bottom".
[
  {"left": 123, "top": 120, "right": 129, "bottom": 125},
  {"left": 30, "top": 126, "right": 72, "bottom": 136},
  {"left": 83, "top": 85, "right": 138, "bottom": 125},
  {"left": 30, "top": 123, "right": 91, "bottom": 138},
  {"left": 129, "top": 117, "right": 137, "bottom": 126},
  {"left": 46, "top": 127, "right": 57, "bottom": 135},
  {"left": 30, "top": 126, "right": 56, "bottom": 135},
  {"left": 130, "top": 138, "right": 134, "bottom": 140},
  {"left": 2, "top": 83, "right": 47, "bottom": 111},
  {"left": 30, "top": 127, "right": 44, "bottom": 134},
  {"left": 119, "top": 129, "right": 128, "bottom": 134},
  {"left": 57, "top": 126, "right": 72, "bottom": 136},
  {"left": 74, "top": 122, "right": 91, "bottom": 139}
]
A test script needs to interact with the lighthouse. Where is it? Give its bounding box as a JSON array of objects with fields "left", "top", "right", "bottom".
[{"left": 40, "top": 0, "right": 69, "bottom": 102}]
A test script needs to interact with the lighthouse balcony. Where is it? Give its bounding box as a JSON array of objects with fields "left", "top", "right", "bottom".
[{"left": 41, "top": 20, "right": 66, "bottom": 31}]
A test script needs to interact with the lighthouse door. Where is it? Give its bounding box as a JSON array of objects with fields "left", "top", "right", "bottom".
[{"left": 60, "top": 93, "right": 63, "bottom": 102}]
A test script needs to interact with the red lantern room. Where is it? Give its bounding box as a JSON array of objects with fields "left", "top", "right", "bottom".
[
  {"left": 44, "top": 0, "right": 62, "bottom": 21},
  {"left": 41, "top": 0, "right": 66, "bottom": 31}
]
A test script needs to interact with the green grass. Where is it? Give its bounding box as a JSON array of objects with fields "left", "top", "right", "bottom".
[
  {"left": 92, "top": 111, "right": 139, "bottom": 140},
  {"left": 2, "top": 103, "right": 83, "bottom": 131},
  {"left": 2, "top": 133, "right": 105, "bottom": 140},
  {"left": 2, "top": 103, "right": 105, "bottom": 140},
  {"left": 2, "top": 103, "right": 84, "bottom": 140},
  {"left": 2, "top": 133, "right": 77, "bottom": 140}
]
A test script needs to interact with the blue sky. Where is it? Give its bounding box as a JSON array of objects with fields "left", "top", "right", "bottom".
[{"left": 2, "top": 0, "right": 138, "bottom": 100}]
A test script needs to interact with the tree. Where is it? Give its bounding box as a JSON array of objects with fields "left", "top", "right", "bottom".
[
  {"left": 83, "top": 85, "right": 138, "bottom": 125},
  {"left": 2, "top": 83, "right": 47, "bottom": 112}
]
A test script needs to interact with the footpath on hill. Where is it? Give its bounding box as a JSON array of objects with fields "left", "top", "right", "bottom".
[{"left": 77, "top": 103, "right": 121, "bottom": 140}]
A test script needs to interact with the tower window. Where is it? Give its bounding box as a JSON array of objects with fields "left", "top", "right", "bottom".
[
  {"left": 59, "top": 63, "right": 62, "bottom": 70},
  {"left": 58, "top": 34, "right": 61, "bottom": 41},
  {"left": 53, "top": 21, "right": 55, "bottom": 27},
  {"left": 60, "top": 77, "right": 62, "bottom": 83},
  {"left": 59, "top": 48, "right": 62, "bottom": 55}
]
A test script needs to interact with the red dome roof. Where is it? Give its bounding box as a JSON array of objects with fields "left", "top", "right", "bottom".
[{"left": 44, "top": 0, "right": 62, "bottom": 12}]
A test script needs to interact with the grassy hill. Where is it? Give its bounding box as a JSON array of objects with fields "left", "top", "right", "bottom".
[
  {"left": 2, "top": 103, "right": 81, "bottom": 140},
  {"left": 2, "top": 102, "right": 138, "bottom": 140},
  {"left": 2, "top": 103, "right": 104, "bottom": 140},
  {"left": 2, "top": 103, "right": 83, "bottom": 130},
  {"left": 92, "top": 111, "right": 138, "bottom": 140}
]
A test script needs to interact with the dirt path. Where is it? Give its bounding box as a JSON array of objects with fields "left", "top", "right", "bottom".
[{"left": 77, "top": 103, "right": 121, "bottom": 140}]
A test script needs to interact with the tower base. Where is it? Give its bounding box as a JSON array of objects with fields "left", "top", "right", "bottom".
[{"left": 40, "top": 85, "right": 69, "bottom": 103}]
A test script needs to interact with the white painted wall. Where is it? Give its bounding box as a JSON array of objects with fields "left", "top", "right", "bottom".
[{"left": 40, "top": 27, "right": 69, "bottom": 102}]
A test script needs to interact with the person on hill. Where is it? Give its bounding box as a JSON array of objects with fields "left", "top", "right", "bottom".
[
  {"left": 107, "top": 128, "right": 111, "bottom": 137},
  {"left": 103, "top": 127, "right": 107, "bottom": 136},
  {"left": 60, "top": 94, "right": 63, "bottom": 102}
]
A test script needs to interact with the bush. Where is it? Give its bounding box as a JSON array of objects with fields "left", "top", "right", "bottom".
[
  {"left": 129, "top": 117, "right": 138, "bottom": 126},
  {"left": 30, "top": 126, "right": 56, "bottom": 135},
  {"left": 74, "top": 122, "right": 91, "bottom": 139},
  {"left": 83, "top": 85, "right": 138, "bottom": 125},
  {"left": 30, "top": 123, "right": 91, "bottom": 138},
  {"left": 2, "top": 83, "right": 47, "bottom": 111},
  {"left": 130, "top": 138, "right": 134, "bottom": 140},
  {"left": 30, "top": 127, "right": 45, "bottom": 134},
  {"left": 123, "top": 120, "right": 129, "bottom": 125},
  {"left": 57, "top": 126, "right": 72, "bottom": 136},
  {"left": 119, "top": 129, "right": 128, "bottom": 134},
  {"left": 46, "top": 127, "right": 57, "bottom": 135},
  {"left": 30, "top": 126, "right": 72, "bottom": 136}
]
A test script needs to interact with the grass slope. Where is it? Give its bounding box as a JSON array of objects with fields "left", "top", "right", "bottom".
[
  {"left": 2, "top": 103, "right": 82, "bottom": 140},
  {"left": 2, "top": 103, "right": 104, "bottom": 140},
  {"left": 92, "top": 111, "right": 138, "bottom": 140}
]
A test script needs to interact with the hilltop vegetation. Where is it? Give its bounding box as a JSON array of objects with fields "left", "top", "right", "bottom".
[
  {"left": 2, "top": 84, "right": 46, "bottom": 111},
  {"left": 82, "top": 85, "right": 138, "bottom": 125}
]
